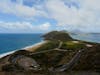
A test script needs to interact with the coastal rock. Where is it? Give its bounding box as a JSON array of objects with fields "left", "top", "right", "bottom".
[{"left": 1, "top": 50, "right": 41, "bottom": 72}]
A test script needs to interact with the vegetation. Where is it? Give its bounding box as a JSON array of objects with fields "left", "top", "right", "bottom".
[
  {"left": 30, "top": 40, "right": 87, "bottom": 70},
  {"left": 0, "top": 30, "right": 100, "bottom": 74},
  {"left": 61, "top": 41, "right": 86, "bottom": 50},
  {"left": 42, "top": 31, "right": 73, "bottom": 41},
  {"left": 34, "top": 41, "right": 59, "bottom": 52}
]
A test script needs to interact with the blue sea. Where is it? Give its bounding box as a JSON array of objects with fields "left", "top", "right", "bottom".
[
  {"left": 0, "top": 34, "right": 42, "bottom": 54},
  {"left": 0, "top": 33, "right": 100, "bottom": 54},
  {"left": 70, "top": 33, "right": 100, "bottom": 43}
]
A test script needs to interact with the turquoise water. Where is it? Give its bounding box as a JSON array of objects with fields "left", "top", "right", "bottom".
[{"left": 0, "top": 34, "right": 42, "bottom": 54}]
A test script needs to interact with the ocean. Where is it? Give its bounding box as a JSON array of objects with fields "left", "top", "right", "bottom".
[
  {"left": 0, "top": 33, "right": 100, "bottom": 54},
  {"left": 70, "top": 33, "right": 100, "bottom": 43},
  {"left": 0, "top": 34, "right": 42, "bottom": 54}
]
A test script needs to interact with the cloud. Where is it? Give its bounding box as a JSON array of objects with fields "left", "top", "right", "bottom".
[
  {"left": 0, "top": 0, "right": 48, "bottom": 18},
  {"left": 45, "top": 0, "right": 100, "bottom": 32},
  {"left": 0, "top": 21, "right": 51, "bottom": 33},
  {"left": 39, "top": 22, "right": 51, "bottom": 30},
  {"left": 0, "top": 0, "right": 100, "bottom": 33}
]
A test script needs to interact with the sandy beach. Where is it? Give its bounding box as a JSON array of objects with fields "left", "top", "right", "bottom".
[
  {"left": 23, "top": 41, "right": 48, "bottom": 51},
  {"left": 0, "top": 41, "right": 48, "bottom": 58}
]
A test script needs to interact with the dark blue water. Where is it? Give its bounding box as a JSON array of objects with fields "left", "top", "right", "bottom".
[
  {"left": 0, "top": 33, "right": 100, "bottom": 54},
  {"left": 0, "top": 34, "right": 42, "bottom": 54}
]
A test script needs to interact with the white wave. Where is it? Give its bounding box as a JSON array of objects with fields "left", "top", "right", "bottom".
[{"left": 0, "top": 41, "right": 46, "bottom": 58}]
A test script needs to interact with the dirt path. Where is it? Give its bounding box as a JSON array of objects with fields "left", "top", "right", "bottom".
[{"left": 57, "top": 41, "right": 63, "bottom": 49}]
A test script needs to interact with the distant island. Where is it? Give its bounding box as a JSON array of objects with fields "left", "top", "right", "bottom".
[{"left": 0, "top": 31, "right": 99, "bottom": 75}]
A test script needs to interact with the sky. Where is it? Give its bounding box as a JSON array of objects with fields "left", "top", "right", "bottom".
[{"left": 0, "top": 0, "right": 100, "bottom": 33}]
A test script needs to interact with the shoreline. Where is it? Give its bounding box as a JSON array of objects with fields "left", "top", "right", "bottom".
[{"left": 0, "top": 41, "right": 47, "bottom": 58}]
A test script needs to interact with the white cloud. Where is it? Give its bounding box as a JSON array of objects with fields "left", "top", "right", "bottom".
[
  {"left": 0, "top": 0, "right": 48, "bottom": 18},
  {"left": 0, "top": 0, "right": 100, "bottom": 33},
  {"left": 0, "top": 21, "right": 51, "bottom": 33},
  {"left": 45, "top": 0, "right": 100, "bottom": 32},
  {"left": 39, "top": 23, "right": 51, "bottom": 30}
]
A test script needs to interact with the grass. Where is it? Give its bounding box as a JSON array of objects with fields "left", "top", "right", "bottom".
[
  {"left": 34, "top": 41, "right": 59, "bottom": 52},
  {"left": 30, "top": 40, "right": 92, "bottom": 70},
  {"left": 61, "top": 41, "right": 86, "bottom": 50}
]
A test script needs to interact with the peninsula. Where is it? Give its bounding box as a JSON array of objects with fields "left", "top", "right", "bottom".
[{"left": 0, "top": 31, "right": 99, "bottom": 75}]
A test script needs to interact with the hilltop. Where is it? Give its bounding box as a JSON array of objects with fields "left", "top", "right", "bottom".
[{"left": 42, "top": 31, "right": 73, "bottom": 41}]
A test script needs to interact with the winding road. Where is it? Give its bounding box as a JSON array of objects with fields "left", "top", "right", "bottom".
[
  {"left": 29, "top": 41, "right": 87, "bottom": 72},
  {"left": 52, "top": 49, "right": 86, "bottom": 72}
]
